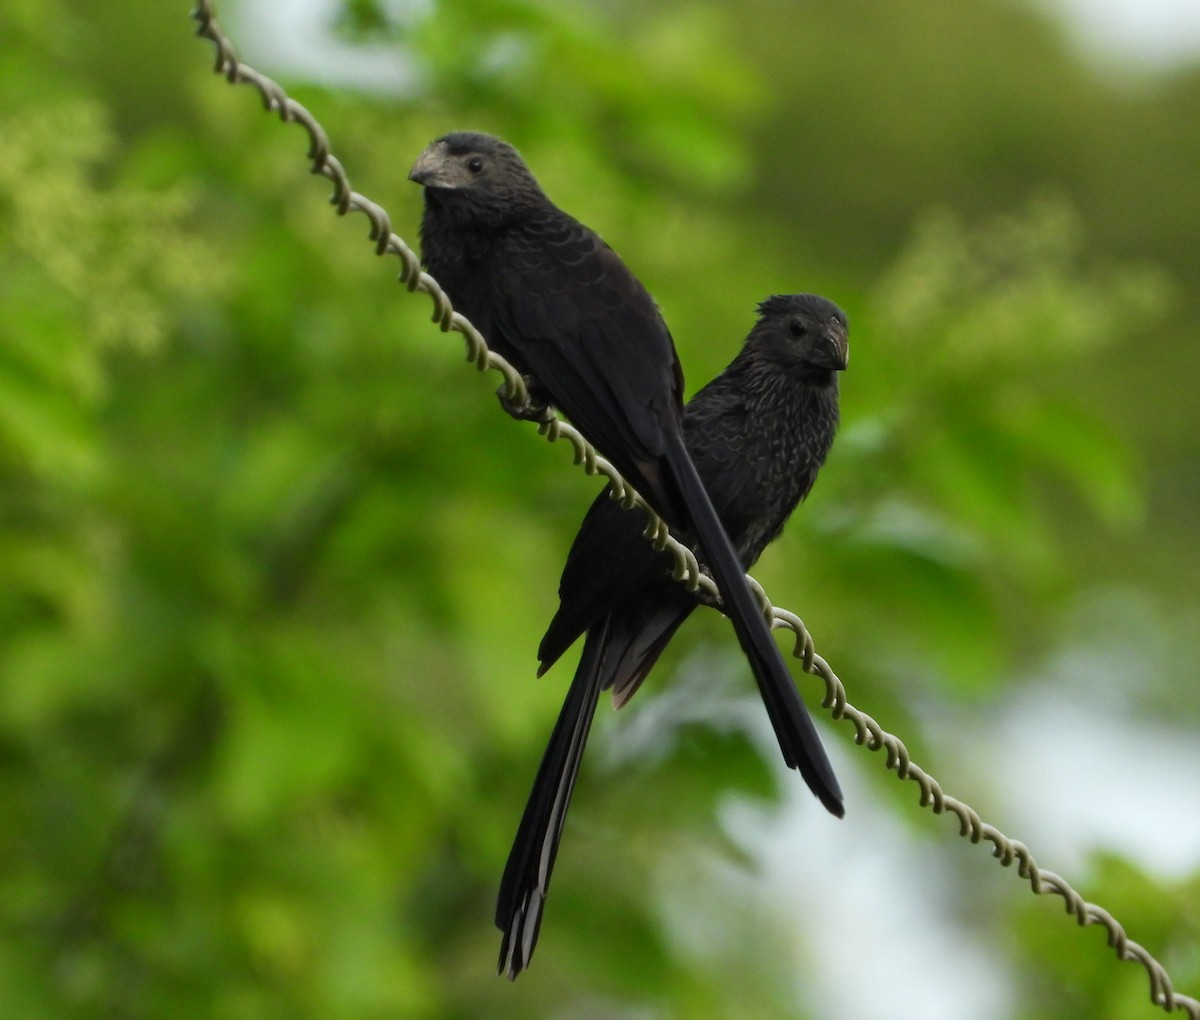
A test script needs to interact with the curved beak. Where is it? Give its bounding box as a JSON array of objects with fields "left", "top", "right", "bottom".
[
  {"left": 826, "top": 323, "right": 850, "bottom": 371},
  {"left": 409, "top": 141, "right": 455, "bottom": 188}
]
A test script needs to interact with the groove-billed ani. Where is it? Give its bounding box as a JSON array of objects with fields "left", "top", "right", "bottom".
[
  {"left": 409, "top": 131, "right": 844, "bottom": 939},
  {"left": 494, "top": 293, "right": 848, "bottom": 976}
]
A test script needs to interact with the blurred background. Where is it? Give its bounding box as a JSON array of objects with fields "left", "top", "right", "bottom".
[{"left": 2, "top": 1, "right": 1198, "bottom": 1017}]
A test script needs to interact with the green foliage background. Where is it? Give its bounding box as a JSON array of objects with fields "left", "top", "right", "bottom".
[{"left": 1, "top": 1, "right": 1198, "bottom": 1017}]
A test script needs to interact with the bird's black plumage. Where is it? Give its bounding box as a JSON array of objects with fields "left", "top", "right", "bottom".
[
  {"left": 411, "top": 132, "right": 680, "bottom": 512},
  {"left": 495, "top": 294, "right": 848, "bottom": 977},
  {"left": 410, "top": 133, "right": 847, "bottom": 972}
]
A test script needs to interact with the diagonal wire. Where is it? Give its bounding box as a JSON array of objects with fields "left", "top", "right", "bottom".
[{"left": 190, "top": 3, "right": 1198, "bottom": 1014}]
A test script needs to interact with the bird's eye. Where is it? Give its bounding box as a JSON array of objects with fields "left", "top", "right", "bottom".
[
  {"left": 467, "top": 156, "right": 484, "bottom": 173},
  {"left": 789, "top": 318, "right": 807, "bottom": 338}
]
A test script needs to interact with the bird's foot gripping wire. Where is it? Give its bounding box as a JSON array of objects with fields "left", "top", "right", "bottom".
[
  {"left": 496, "top": 378, "right": 554, "bottom": 423},
  {"left": 690, "top": 565, "right": 724, "bottom": 611}
]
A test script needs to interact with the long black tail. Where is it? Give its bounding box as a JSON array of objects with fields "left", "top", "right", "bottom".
[
  {"left": 496, "top": 620, "right": 609, "bottom": 978},
  {"left": 662, "top": 428, "right": 843, "bottom": 817}
]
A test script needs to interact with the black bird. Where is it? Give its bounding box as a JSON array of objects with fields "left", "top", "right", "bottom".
[
  {"left": 409, "top": 131, "right": 844, "bottom": 943},
  {"left": 494, "top": 294, "right": 848, "bottom": 976}
]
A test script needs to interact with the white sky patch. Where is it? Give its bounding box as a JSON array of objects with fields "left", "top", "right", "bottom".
[
  {"left": 1045, "top": 0, "right": 1200, "bottom": 64},
  {"left": 726, "top": 761, "right": 1016, "bottom": 1020},
  {"left": 982, "top": 689, "right": 1200, "bottom": 879},
  {"left": 235, "top": 0, "right": 422, "bottom": 92},
  {"left": 241, "top": 0, "right": 1200, "bottom": 91}
]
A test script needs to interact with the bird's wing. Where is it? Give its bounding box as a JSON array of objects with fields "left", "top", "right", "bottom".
[
  {"left": 490, "top": 213, "right": 686, "bottom": 521},
  {"left": 537, "top": 486, "right": 680, "bottom": 672}
]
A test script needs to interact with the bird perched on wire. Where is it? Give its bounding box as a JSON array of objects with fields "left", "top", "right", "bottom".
[
  {"left": 495, "top": 293, "right": 848, "bottom": 976},
  {"left": 409, "top": 132, "right": 846, "bottom": 960}
]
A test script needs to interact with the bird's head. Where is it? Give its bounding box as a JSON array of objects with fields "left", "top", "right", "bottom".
[
  {"left": 409, "top": 132, "right": 544, "bottom": 222},
  {"left": 750, "top": 294, "right": 849, "bottom": 383}
]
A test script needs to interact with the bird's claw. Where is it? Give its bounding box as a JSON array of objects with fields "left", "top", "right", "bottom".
[
  {"left": 496, "top": 378, "right": 552, "bottom": 422},
  {"left": 692, "top": 566, "right": 724, "bottom": 612}
]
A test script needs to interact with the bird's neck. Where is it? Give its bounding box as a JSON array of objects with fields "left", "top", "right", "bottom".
[{"left": 424, "top": 187, "right": 551, "bottom": 233}]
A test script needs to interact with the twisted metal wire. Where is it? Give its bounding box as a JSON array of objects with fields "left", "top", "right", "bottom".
[{"left": 191, "top": 3, "right": 1198, "bottom": 1013}]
